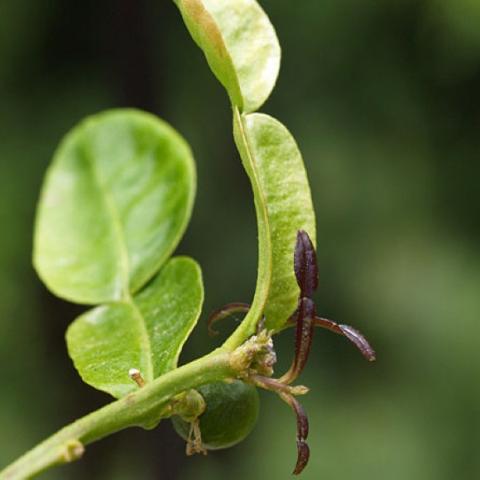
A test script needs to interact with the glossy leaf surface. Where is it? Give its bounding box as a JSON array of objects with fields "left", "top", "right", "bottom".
[
  {"left": 66, "top": 257, "right": 204, "bottom": 398},
  {"left": 231, "top": 111, "right": 316, "bottom": 336},
  {"left": 175, "top": 0, "right": 280, "bottom": 113},
  {"left": 34, "top": 109, "right": 195, "bottom": 304}
]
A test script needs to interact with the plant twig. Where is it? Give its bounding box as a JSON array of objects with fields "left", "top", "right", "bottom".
[{"left": 0, "top": 350, "right": 235, "bottom": 480}]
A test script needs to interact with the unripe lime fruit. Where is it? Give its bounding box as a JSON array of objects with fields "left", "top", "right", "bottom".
[{"left": 172, "top": 380, "right": 260, "bottom": 450}]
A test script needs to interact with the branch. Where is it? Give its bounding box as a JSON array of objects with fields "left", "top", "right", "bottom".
[{"left": 0, "top": 350, "right": 235, "bottom": 480}]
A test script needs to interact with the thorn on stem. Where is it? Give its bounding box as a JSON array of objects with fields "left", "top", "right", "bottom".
[{"left": 129, "top": 368, "right": 146, "bottom": 388}]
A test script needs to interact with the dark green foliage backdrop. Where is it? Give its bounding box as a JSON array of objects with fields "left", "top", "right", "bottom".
[{"left": 0, "top": 0, "right": 479, "bottom": 478}]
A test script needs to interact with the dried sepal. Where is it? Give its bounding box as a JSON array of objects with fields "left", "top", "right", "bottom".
[
  {"left": 279, "top": 297, "right": 316, "bottom": 384},
  {"left": 294, "top": 230, "right": 318, "bottom": 298},
  {"left": 207, "top": 302, "right": 250, "bottom": 336}
]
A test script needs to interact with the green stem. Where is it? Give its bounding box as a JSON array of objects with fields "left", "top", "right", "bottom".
[
  {"left": 223, "top": 107, "right": 272, "bottom": 350},
  {"left": 0, "top": 349, "right": 235, "bottom": 480}
]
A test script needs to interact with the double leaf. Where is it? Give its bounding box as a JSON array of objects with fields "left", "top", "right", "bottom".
[
  {"left": 66, "top": 257, "right": 203, "bottom": 398},
  {"left": 34, "top": 109, "right": 202, "bottom": 397}
]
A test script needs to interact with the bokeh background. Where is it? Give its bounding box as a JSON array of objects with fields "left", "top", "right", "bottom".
[{"left": 1, "top": 0, "right": 479, "bottom": 478}]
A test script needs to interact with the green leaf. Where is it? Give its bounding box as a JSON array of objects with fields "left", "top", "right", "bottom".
[
  {"left": 175, "top": 0, "right": 281, "bottom": 113},
  {"left": 226, "top": 110, "right": 316, "bottom": 345},
  {"left": 66, "top": 257, "right": 204, "bottom": 398},
  {"left": 34, "top": 109, "right": 195, "bottom": 305}
]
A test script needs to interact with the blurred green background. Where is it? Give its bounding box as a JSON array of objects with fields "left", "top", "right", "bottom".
[{"left": 1, "top": 0, "right": 479, "bottom": 478}]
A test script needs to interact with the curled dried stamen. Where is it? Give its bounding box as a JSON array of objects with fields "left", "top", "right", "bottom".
[
  {"left": 336, "top": 323, "right": 376, "bottom": 361},
  {"left": 279, "top": 297, "right": 316, "bottom": 384},
  {"left": 285, "top": 314, "right": 376, "bottom": 362},
  {"left": 251, "top": 375, "right": 311, "bottom": 475},
  {"left": 207, "top": 302, "right": 250, "bottom": 336},
  {"left": 279, "top": 392, "right": 310, "bottom": 475},
  {"left": 294, "top": 440, "right": 310, "bottom": 476},
  {"left": 314, "top": 317, "right": 376, "bottom": 362},
  {"left": 294, "top": 230, "right": 318, "bottom": 298}
]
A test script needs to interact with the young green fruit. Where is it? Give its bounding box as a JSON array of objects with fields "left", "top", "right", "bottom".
[{"left": 172, "top": 380, "right": 260, "bottom": 450}]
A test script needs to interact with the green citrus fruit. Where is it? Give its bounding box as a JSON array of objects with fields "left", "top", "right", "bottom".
[{"left": 172, "top": 380, "right": 260, "bottom": 450}]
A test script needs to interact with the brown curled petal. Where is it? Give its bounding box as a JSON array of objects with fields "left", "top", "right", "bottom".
[
  {"left": 207, "top": 302, "right": 250, "bottom": 336},
  {"left": 313, "top": 317, "right": 376, "bottom": 361},
  {"left": 294, "top": 230, "right": 318, "bottom": 298},
  {"left": 291, "top": 395, "right": 309, "bottom": 440},
  {"left": 280, "top": 297, "right": 316, "bottom": 384},
  {"left": 279, "top": 392, "right": 310, "bottom": 475},
  {"left": 293, "top": 440, "right": 310, "bottom": 475},
  {"left": 293, "top": 298, "right": 316, "bottom": 379},
  {"left": 338, "top": 324, "right": 376, "bottom": 361},
  {"left": 312, "top": 316, "right": 343, "bottom": 334}
]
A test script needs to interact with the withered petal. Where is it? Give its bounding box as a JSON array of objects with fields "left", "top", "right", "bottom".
[
  {"left": 294, "top": 230, "right": 318, "bottom": 298},
  {"left": 313, "top": 317, "right": 376, "bottom": 361},
  {"left": 279, "top": 392, "right": 311, "bottom": 475},
  {"left": 293, "top": 440, "right": 310, "bottom": 475},
  {"left": 339, "top": 324, "right": 376, "bottom": 361},
  {"left": 280, "top": 297, "right": 316, "bottom": 384}
]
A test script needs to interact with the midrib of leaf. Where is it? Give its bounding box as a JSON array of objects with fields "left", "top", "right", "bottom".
[
  {"left": 84, "top": 146, "right": 154, "bottom": 382},
  {"left": 83, "top": 145, "right": 130, "bottom": 299},
  {"left": 223, "top": 108, "right": 273, "bottom": 349}
]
